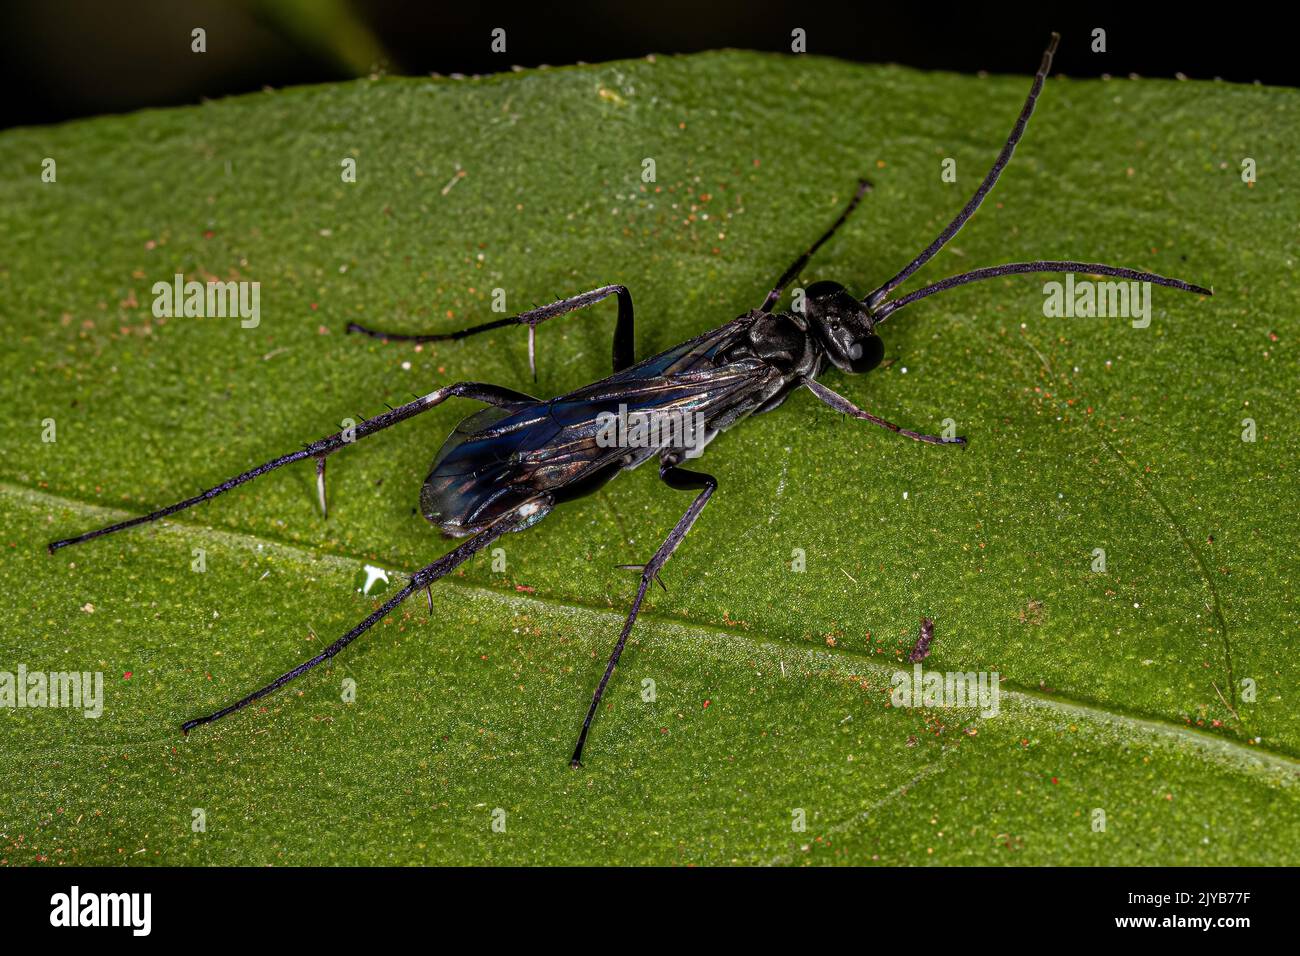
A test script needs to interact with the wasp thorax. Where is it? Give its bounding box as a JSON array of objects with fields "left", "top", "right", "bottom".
[{"left": 803, "top": 280, "right": 884, "bottom": 374}]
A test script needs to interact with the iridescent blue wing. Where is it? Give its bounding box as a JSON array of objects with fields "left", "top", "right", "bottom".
[
  {"left": 422, "top": 323, "right": 774, "bottom": 536},
  {"left": 605, "top": 316, "right": 750, "bottom": 381}
]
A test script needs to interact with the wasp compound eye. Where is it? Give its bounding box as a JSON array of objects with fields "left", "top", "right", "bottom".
[{"left": 846, "top": 334, "right": 885, "bottom": 373}]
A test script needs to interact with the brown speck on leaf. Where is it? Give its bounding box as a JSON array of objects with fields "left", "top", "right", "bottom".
[
  {"left": 1019, "top": 599, "right": 1046, "bottom": 625},
  {"left": 908, "top": 617, "right": 934, "bottom": 663}
]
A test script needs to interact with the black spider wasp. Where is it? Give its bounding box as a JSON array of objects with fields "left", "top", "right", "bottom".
[{"left": 49, "top": 34, "right": 1210, "bottom": 766}]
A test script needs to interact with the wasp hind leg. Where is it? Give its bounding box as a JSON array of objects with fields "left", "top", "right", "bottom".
[
  {"left": 47, "top": 382, "right": 536, "bottom": 553},
  {"left": 182, "top": 513, "right": 524, "bottom": 734}
]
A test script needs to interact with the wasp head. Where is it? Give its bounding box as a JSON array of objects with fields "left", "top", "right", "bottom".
[{"left": 802, "top": 280, "right": 884, "bottom": 374}]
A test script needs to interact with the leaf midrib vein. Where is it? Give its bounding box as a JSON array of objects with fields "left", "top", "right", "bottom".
[{"left": 6, "top": 480, "right": 1294, "bottom": 777}]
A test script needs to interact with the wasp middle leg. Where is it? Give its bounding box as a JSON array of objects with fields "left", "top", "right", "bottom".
[
  {"left": 348, "top": 284, "right": 636, "bottom": 380},
  {"left": 570, "top": 462, "right": 717, "bottom": 767}
]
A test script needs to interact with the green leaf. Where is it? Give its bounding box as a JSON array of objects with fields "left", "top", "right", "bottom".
[{"left": 1, "top": 51, "right": 1295, "bottom": 865}]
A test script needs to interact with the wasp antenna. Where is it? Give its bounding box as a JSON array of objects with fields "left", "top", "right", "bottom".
[
  {"left": 866, "top": 32, "right": 1060, "bottom": 308},
  {"left": 873, "top": 260, "right": 1212, "bottom": 322}
]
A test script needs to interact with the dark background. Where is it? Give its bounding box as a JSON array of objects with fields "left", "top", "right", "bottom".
[{"left": 2, "top": 0, "right": 1294, "bottom": 130}]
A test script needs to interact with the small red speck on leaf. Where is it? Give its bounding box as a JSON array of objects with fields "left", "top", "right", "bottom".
[
  {"left": 310, "top": 302, "right": 319, "bottom": 311},
  {"left": 515, "top": 584, "right": 535, "bottom": 593},
  {"left": 123, "top": 672, "right": 132, "bottom": 680},
  {"left": 203, "top": 230, "right": 214, "bottom": 239},
  {"left": 703, "top": 699, "right": 711, "bottom": 709},
  {"left": 1051, "top": 777, "right": 1059, "bottom": 785}
]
